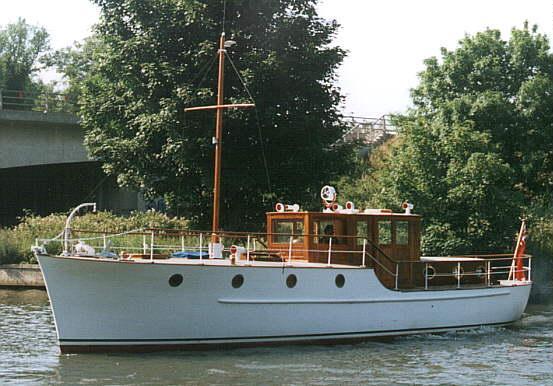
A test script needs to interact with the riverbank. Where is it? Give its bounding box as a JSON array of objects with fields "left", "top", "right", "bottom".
[{"left": 0, "top": 264, "right": 44, "bottom": 289}]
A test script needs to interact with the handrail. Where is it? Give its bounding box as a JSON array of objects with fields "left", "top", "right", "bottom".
[
  {"left": 40, "top": 227, "right": 533, "bottom": 291},
  {"left": 339, "top": 115, "right": 398, "bottom": 145},
  {"left": 361, "top": 248, "right": 398, "bottom": 277},
  {"left": 71, "top": 227, "right": 399, "bottom": 266},
  {"left": 0, "top": 88, "right": 76, "bottom": 113},
  {"left": 67, "top": 228, "right": 527, "bottom": 262}
]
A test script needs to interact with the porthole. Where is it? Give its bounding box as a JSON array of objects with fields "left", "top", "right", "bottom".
[
  {"left": 335, "top": 274, "right": 345, "bottom": 288},
  {"left": 232, "top": 274, "right": 244, "bottom": 288},
  {"left": 286, "top": 274, "right": 297, "bottom": 288},
  {"left": 169, "top": 274, "right": 183, "bottom": 287},
  {"left": 422, "top": 265, "right": 436, "bottom": 280}
]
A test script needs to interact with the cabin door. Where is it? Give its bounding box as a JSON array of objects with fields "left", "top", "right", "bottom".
[{"left": 376, "top": 219, "right": 413, "bottom": 288}]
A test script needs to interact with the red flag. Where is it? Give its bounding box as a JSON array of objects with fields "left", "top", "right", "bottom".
[{"left": 514, "top": 221, "right": 527, "bottom": 281}]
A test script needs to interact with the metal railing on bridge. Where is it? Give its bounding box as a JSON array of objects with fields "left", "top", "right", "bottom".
[
  {"left": 0, "top": 91, "right": 398, "bottom": 143},
  {"left": 0, "top": 89, "right": 76, "bottom": 114},
  {"left": 340, "top": 115, "right": 398, "bottom": 145}
]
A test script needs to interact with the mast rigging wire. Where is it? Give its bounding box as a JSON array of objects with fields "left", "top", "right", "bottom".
[
  {"left": 225, "top": 52, "right": 272, "bottom": 192},
  {"left": 184, "top": 52, "right": 219, "bottom": 107}
]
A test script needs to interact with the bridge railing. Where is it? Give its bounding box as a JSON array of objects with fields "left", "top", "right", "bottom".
[
  {"left": 0, "top": 89, "right": 76, "bottom": 114},
  {"left": 340, "top": 115, "right": 398, "bottom": 145}
]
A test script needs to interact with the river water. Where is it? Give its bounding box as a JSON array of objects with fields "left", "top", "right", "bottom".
[{"left": 0, "top": 289, "right": 551, "bottom": 385}]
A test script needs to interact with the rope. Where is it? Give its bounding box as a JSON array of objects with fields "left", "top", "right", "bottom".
[
  {"left": 37, "top": 228, "right": 145, "bottom": 244},
  {"left": 225, "top": 52, "right": 272, "bottom": 192},
  {"left": 225, "top": 52, "right": 255, "bottom": 103},
  {"left": 83, "top": 174, "right": 110, "bottom": 203},
  {"left": 254, "top": 109, "right": 272, "bottom": 193},
  {"left": 184, "top": 52, "right": 219, "bottom": 107}
]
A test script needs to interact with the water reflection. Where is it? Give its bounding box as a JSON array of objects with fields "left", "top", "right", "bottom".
[
  {"left": 0, "top": 289, "right": 48, "bottom": 305},
  {"left": 1, "top": 289, "right": 552, "bottom": 385}
]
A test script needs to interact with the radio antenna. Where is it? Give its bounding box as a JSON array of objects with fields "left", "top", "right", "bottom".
[{"left": 222, "top": 0, "right": 227, "bottom": 33}]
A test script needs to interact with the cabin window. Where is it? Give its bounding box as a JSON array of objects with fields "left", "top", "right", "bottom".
[
  {"left": 272, "top": 219, "right": 304, "bottom": 244},
  {"left": 378, "top": 220, "right": 392, "bottom": 245},
  {"left": 356, "top": 221, "right": 370, "bottom": 246},
  {"left": 395, "top": 221, "right": 409, "bottom": 245},
  {"left": 313, "top": 219, "right": 346, "bottom": 244}
]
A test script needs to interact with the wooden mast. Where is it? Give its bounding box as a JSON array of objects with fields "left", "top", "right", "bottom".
[
  {"left": 184, "top": 32, "right": 255, "bottom": 240},
  {"left": 212, "top": 32, "right": 226, "bottom": 238}
]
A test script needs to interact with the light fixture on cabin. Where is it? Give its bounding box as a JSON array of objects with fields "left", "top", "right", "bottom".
[
  {"left": 402, "top": 201, "right": 414, "bottom": 215},
  {"left": 275, "top": 203, "right": 300, "bottom": 212}
]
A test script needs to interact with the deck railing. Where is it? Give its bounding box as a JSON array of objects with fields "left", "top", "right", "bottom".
[{"left": 36, "top": 228, "right": 532, "bottom": 291}]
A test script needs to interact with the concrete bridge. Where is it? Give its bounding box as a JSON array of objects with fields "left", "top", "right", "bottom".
[
  {"left": 0, "top": 110, "right": 86, "bottom": 169},
  {"left": 0, "top": 110, "right": 143, "bottom": 226}
]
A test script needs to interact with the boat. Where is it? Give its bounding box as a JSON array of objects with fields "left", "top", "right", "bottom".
[{"left": 33, "top": 31, "right": 533, "bottom": 354}]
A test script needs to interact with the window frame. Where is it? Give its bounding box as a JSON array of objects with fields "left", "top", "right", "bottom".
[{"left": 272, "top": 218, "right": 305, "bottom": 244}]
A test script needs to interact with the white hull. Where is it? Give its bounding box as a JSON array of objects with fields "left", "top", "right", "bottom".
[{"left": 38, "top": 255, "right": 531, "bottom": 353}]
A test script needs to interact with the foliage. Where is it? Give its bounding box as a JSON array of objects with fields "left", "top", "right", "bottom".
[
  {"left": 0, "top": 211, "right": 188, "bottom": 265},
  {"left": 339, "top": 23, "right": 553, "bottom": 255},
  {"left": 527, "top": 200, "right": 553, "bottom": 256},
  {"left": 43, "top": 36, "right": 102, "bottom": 109},
  {"left": 73, "top": 0, "right": 352, "bottom": 231},
  {"left": 0, "top": 18, "right": 50, "bottom": 92},
  {"left": 411, "top": 23, "right": 553, "bottom": 200}
]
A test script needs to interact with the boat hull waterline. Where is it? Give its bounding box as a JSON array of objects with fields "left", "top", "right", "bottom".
[{"left": 37, "top": 254, "right": 531, "bottom": 353}]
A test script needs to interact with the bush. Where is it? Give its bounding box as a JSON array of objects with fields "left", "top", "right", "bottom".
[
  {"left": 527, "top": 200, "right": 553, "bottom": 256},
  {"left": 0, "top": 210, "right": 189, "bottom": 265}
]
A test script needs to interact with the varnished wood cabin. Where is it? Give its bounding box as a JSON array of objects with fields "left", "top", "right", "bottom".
[
  {"left": 266, "top": 210, "right": 421, "bottom": 265},
  {"left": 265, "top": 209, "right": 488, "bottom": 289}
]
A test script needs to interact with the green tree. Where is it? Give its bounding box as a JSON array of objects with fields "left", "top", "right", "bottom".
[
  {"left": 0, "top": 18, "right": 49, "bottom": 91},
  {"left": 79, "top": 0, "right": 352, "bottom": 230},
  {"left": 340, "top": 23, "right": 552, "bottom": 255},
  {"left": 363, "top": 118, "right": 523, "bottom": 255},
  {"left": 412, "top": 23, "right": 553, "bottom": 199},
  {"left": 43, "top": 36, "right": 102, "bottom": 109}
]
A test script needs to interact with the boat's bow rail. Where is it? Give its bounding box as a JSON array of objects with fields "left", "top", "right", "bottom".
[{"left": 34, "top": 228, "right": 531, "bottom": 292}]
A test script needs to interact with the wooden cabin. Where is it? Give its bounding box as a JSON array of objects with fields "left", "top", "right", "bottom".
[
  {"left": 265, "top": 209, "right": 487, "bottom": 289},
  {"left": 266, "top": 210, "right": 421, "bottom": 265}
]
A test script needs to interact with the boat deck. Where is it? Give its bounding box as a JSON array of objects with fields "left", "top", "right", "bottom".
[{"left": 62, "top": 254, "right": 363, "bottom": 269}]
